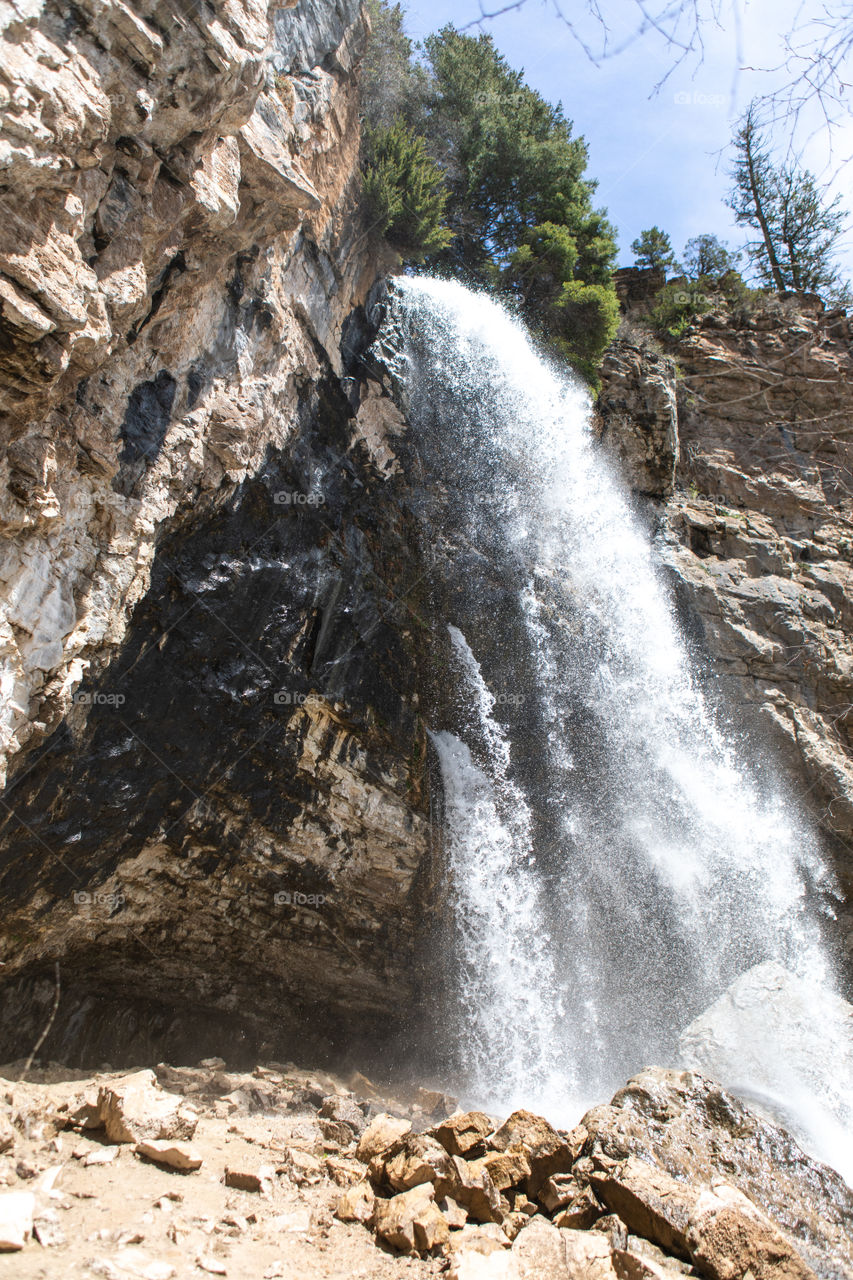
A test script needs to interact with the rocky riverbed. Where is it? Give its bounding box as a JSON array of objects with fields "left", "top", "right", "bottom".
[{"left": 0, "top": 1058, "right": 850, "bottom": 1279}]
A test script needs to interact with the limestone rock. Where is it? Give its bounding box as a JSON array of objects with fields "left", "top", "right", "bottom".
[
  {"left": 597, "top": 337, "right": 679, "bottom": 498},
  {"left": 553, "top": 1184, "right": 605, "bottom": 1229},
  {"left": 488, "top": 1110, "right": 574, "bottom": 1196},
  {"left": 0, "top": 1190, "right": 34, "bottom": 1251},
  {"left": 440, "top": 1195, "right": 469, "bottom": 1228},
  {"left": 448, "top": 1223, "right": 510, "bottom": 1255},
  {"left": 445, "top": 1154, "right": 504, "bottom": 1224},
  {"left": 677, "top": 961, "right": 853, "bottom": 1181},
  {"left": 0, "top": 1119, "right": 14, "bottom": 1154},
  {"left": 371, "top": 1183, "right": 449, "bottom": 1254},
  {"left": 513, "top": 1217, "right": 617, "bottom": 1279},
  {"left": 612, "top": 1249, "right": 688, "bottom": 1280},
  {"left": 334, "top": 1180, "right": 375, "bottom": 1223},
  {"left": 433, "top": 1111, "right": 493, "bottom": 1158},
  {"left": 135, "top": 1140, "right": 203, "bottom": 1172},
  {"left": 477, "top": 1146, "right": 532, "bottom": 1193},
  {"left": 97, "top": 1072, "right": 198, "bottom": 1144},
  {"left": 577, "top": 1068, "right": 853, "bottom": 1280},
  {"left": 319, "top": 1093, "right": 367, "bottom": 1138},
  {"left": 356, "top": 1113, "right": 412, "bottom": 1163},
  {"left": 382, "top": 1133, "right": 455, "bottom": 1193},
  {"left": 538, "top": 1173, "right": 580, "bottom": 1213},
  {"left": 282, "top": 1148, "right": 323, "bottom": 1186},
  {"left": 687, "top": 1183, "right": 819, "bottom": 1280},
  {"left": 224, "top": 1164, "right": 275, "bottom": 1193}
]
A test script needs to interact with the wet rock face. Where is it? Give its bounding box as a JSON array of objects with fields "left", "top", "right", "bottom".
[
  {"left": 0, "top": 1, "right": 444, "bottom": 1065},
  {"left": 596, "top": 338, "right": 679, "bottom": 498},
  {"left": 598, "top": 297, "right": 853, "bottom": 915},
  {"left": 0, "top": 354, "right": 438, "bottom": 1064},
  {"left": 576, "top": 1068, "right": 853, "bottom": 1280}
]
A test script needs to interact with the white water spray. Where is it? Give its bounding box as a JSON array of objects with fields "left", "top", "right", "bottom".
[{"left": 392, "top": 275, "right": 853, "bottom": 1179}]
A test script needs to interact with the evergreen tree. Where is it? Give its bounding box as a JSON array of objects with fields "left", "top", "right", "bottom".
[
  {"left": 362, "top": 121, "right": 452, "bottom": 258},
  {"left": 359, "top": 9, "right": 619, "bottom": 383},
  {"left": 631, "top": 227, "right": 678, "bottom": 274},
  {"left": 682, "top": 234, "right": 740, "bottom": 280},
  {"left": 728, "top": 103, "right": 849, "bottom": 300}
]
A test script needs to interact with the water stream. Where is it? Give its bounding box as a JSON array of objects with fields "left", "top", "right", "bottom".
[{"left": 389, "top": 276, "right": 853, "bottom": 1180}]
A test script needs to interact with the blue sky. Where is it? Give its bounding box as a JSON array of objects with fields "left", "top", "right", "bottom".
[{"left": 399, "top": 0, "right": 853, "bottom": 277}]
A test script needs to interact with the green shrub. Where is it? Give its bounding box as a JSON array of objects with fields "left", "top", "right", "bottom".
[
  {"left": 361, "top": 120, "right": 452, "bottom": 259},
  {"left": 552, "top": 279, "right": 620, "bottom": 387},
  {"left": 647, "top": 280, "right": 715, "bottom": 338}
]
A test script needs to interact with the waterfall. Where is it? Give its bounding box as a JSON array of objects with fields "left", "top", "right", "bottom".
[{"left": 390, "top": 275, "right": 853, "bottom": 1179}]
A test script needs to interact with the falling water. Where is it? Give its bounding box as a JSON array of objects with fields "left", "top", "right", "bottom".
[{"left": 388, "top": 275, "right": 853, "bottom": 1179}]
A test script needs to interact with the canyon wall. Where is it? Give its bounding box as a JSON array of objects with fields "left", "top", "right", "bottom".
[
  {"left": 0, "top": 0, "right": 441, "bottom": 1065},
  {"left": 599, "top": 289, "right": 853, "bottom": 944}
]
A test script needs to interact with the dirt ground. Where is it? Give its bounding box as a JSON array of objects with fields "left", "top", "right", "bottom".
[{"left": 0, "top": 1059, "right": 451, "bottom": 1280}]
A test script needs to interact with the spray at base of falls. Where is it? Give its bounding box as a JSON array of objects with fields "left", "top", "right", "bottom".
[{"left": 389, "top": 274, "right": 853, "bottom": 1182}]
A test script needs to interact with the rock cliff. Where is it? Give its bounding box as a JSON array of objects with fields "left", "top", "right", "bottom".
[
  {"left": 0, "top": 0, "right": 439, "bottom": 1064},
  {"left": 598, "top": 287, "right": 853, "bottom": 942}
]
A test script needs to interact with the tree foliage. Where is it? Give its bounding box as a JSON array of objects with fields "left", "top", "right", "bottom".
[
  {"left": 360, "top": 9, "right": 620, "bottom": 384},
  {"left": 682, "top": 234, "right": 740, "bottom": 281},
  {"left": 361, "top": 121, "right": 452, "bottom": 259},
  {"left": 361, "top": 1, "right": 426, "bottom": 131},
  {"left": 631, "top": 227, "right": 678, "bottom": 274},
  {"left": 727, "top": 103, "right": 849, "bottom": 301}
]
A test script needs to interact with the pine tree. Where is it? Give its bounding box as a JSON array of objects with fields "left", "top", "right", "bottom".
[
  {"left": 682, "top": 235, "right": 740, "bottom": 280},
  {"left": 727, "top": 103, "right": 849, "bottom": 300},
  {"left": 631, "top": 227, "right": 678, "bottom": 274}
]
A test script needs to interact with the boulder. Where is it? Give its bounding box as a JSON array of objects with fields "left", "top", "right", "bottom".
[
  {"left": 677, "top": 961, "right": 853, "bottom": 1185},
  {"left": 538, "top": 1173, "right": 580, "bottom": 1213},
  {"left": 477, "top": 1147, "right": 532, "bottom": 1193},
  {"left": 687, "top": 1183, "right": 819, "bottom": 1280},
  {"left": 415, "top": 1087, "right": 458, "bottom": 1118},
  {"left": 445, "top": 1154, "right": 504, "bottom": 1224},
  {"left": 554, "top": 1185, "right": 605, "bottom": 1229},
  {"left": 448, "top": 1223, "right": 510, "bottom": 1255},
  {"left": 0, "top": 1190, "right": 35, "bottom": 1251},
  {"left": 433, "top": 1111, "right": 494, "bottom": 1158},
  {"left": 514, "top": 1217, "right": 617, "bottom": 1279},
  {"left": 372, "top": 1184, "right": 449, "bottom": 1254},
  {"left": 135, "top": 1140, "right": 203, "bottom": 1172},
  {"left": 282, "top": 1148, "right": 323, "bottom": 1185},
  {"left": 334, "top": 1181, "right": 375, "bottom": 1224},
  {"left": 612, "top": 1249, "right": 688, "bottom": 1280},
  {"left": 590, "top": 1157, "right": 695, "bottom": 1257},
  {"left": 578, "top": 1069, "right": 853, "bottom": 1280},
  {"left": 319, "top": 1093, "right": 367, "bottom": 1138},
  {"left": 488, "top": 1110, "right": 574, "bottom": 1196},
  {"left": 593, "top": 1158, "right": 818, "bottom": 1280},
  {"left": 356, "top": 1113, "right": 412, "bottom": 1163},
  {"left": 96, "top": 1071, "right": 199, "bottom": 1144},
  {"left": 383, "top": 1133, "right": 456, "bottom": 1192},
  {"left": 440, "top": 1195, "right": 469, "bottom": 1228}
]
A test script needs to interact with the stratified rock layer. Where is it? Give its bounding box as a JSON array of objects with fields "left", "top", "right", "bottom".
[
  {"left": 0, "top": 1, "right": 437, "bottom": 1063},
  {"left": 601, "top": 291, "right": 853, "bottom": 921}
]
